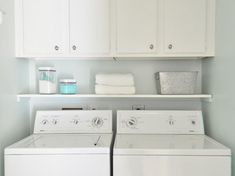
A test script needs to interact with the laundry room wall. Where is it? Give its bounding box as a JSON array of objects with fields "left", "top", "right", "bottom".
[
  {"left": 30, "top": 59, "right": 202, "bottom": 94},
  {"left": 202, "top": 0, "right": 235, "bottom": 174},
  {"left": 0, "top": 0, "right": 30, "bottom": 175},
  {"left": 27, "top": 59, "right": 202, "bottom": 132}
]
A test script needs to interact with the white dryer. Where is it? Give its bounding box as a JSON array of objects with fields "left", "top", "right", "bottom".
[
  {"left": 5, "top": 110, "right": 113, "bottom": 176},
  {"left": 113, "top": 110, "right": 231, "bottom": 176}
]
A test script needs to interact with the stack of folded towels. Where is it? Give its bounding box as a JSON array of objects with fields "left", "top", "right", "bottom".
[{"left": 95, "top": 73, "right": 136, "bottom": 95}]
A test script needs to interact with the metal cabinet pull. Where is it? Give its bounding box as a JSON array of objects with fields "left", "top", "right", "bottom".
[
  {"left": 149, "top": 44, "right": 154, "bottom": 50},
  {"left": 168, "top": 44, "right": 173, "bottom": 50},
  {"left": 54, "top": 45, "right": 59, "bottom": 51},
  {"left": 72, "top": 45, "right": 77, "bottom": 51}
]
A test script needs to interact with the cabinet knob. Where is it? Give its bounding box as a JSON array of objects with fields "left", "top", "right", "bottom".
[
  {"left": 149, "top": 44, "right": 154, "bottom": 50},
  {"left": 54, "top": 45, "right": 59, "bottom": 51},
  {"left": 168, "top": 44, "right": 173, "bottom": 50},
  {"left": 72, "top": 45, "right": 77, "bottom": 51}
]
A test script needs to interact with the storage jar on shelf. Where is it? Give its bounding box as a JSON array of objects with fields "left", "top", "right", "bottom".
[
  {"left": 59, "top": 79, "right": 77, "bottom": 94},
  {"left": 38, "top": 67, "right": 57, "bottom": 94}
]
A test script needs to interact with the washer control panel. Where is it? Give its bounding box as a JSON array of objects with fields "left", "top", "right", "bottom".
[
  {"left": 117, "top": 111, "right": 204, "bottom": 134},
  {"left": 34, "top": 110, "right": 112, "bottom": 134}
]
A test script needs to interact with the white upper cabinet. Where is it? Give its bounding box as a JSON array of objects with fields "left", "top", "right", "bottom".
[
  {"left": 16, "top": 0, "right": 111, "bottom": 57},
  {"left": 17, "top": 0, "right": 69, "bottom": 56},
  {"left": 69, "top": 0, "right": 111, "bottom": 56},
  {"left": 163, "top": 0, "right": 207, "bottom": 55},
  {"left": 116, "top": 0, "right": 158, "bottom": 54},
  {"left": 15, "top": 0, "right": 215, "bottom": 58}
]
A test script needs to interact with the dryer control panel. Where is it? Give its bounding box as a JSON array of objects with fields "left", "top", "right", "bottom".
[
  {"left": 34, "top": 110, "right": 112, "bottom": 134},
  {"left": 117, "top": 111, "right": 204, "bottom": 135}
]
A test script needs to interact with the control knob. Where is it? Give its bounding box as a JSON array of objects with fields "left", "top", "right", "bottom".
[
  {"left": 191, "top": 120, "right": 196, "bottom": 125},
  {"left": 52, "top": 119, "right": 58, "bottom": 125},
  {"left": 126, "top": 117, "right": 137, "bottom": 128},
  {"left": 168, "top": 119, "right": 174, "bottom": 126},
  {"left": 42, "top": 120, "right": 49, "bottom": 125},
  {"left": 72, "top": 119, "right": 79, "bottom": 125},
  {"left": 92, "top": 117, "right": 104, "bottom": 128}
]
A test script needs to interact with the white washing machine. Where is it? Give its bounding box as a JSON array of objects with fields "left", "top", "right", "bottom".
[
  {"left": 113, "top": 110, "right": 231, "bottom": 176},
  {"left": 5, "top": 110, "right": 113, "bottom": 176}
]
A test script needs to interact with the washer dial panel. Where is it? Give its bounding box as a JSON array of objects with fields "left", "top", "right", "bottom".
[{"left": 34, "top": 111, "right": 112, "bottom": 134}]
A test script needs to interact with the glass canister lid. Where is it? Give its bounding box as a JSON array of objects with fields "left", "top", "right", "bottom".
[
  {"left": 60, "top": 79, "right": 77, "bottom": 83},
  {"left": 38, "top": 67, "right": 56, "bottom": 72}
]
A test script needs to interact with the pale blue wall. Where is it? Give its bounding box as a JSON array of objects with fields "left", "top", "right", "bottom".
[
  {"left": 202, "top": 0, "right": 235, "bottom": 175},
  {"left": 0, "top": 0, "right": 30, "bottom": 175}
]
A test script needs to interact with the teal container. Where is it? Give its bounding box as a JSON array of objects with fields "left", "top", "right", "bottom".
[{"left": 59, "top": 79, "right": 77, "bottom": 94}]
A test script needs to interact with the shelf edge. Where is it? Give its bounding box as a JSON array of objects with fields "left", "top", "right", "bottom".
[{"left": 17, "top": 94, "right": 212, "bottom": 102}]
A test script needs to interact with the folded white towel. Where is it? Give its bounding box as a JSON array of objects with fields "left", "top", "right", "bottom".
[
  {"left": 96, "top": 73, "right": 135, "bottom": 86},
  {"left": 95, "top": 85, "right": 136, "bottom": 95}
]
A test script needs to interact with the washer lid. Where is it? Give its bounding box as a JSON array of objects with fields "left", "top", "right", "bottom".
[
  {"left": 5, "top": 134, "right": 112, "bottom": 155},
  {"left": 114, "top": 134, "right": 231, "bottom": 156}
]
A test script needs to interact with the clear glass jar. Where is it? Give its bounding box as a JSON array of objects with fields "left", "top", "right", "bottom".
[
  {"left": 38, "top": 67, "right": 57, "bottom": 94},
  {"left": 59, "top": 79, "right": 77, "bottom": 94}
]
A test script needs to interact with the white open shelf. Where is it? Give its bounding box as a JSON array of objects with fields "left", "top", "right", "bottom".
[{"left": 17, "top": 94, "right": 212, "bottom": 102}]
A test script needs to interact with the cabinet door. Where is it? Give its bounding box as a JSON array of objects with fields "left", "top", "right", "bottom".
[
  {"left": 70, "top": 0, "right": 110, "bottom": 55},
  {"left": 164, "top": 0, "right": 207, "bottom": 54},
  {"left": 22, "top": 0, "right": 68, "bottom": 55},
  {"left": 116, "top": 0, "right": 158, "bottom": 54}
]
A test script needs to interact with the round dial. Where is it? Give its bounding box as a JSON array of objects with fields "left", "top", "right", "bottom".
[
  {"left": 168, "top": 119, "right": 174, "bottom": 126},
  {"left": 92, "top": 117, "right": 104, "bottom": 128},
  {"left": 126, "top": 117, "right": 137, "bottom": 128},
  {"left": 42, "top": 120, "right": 49, "bottom": 125},
  {"left": 191, "top": 120, "right": 196, "bottom": 125},
  {"left": 52, "top": 119, "right": 58, "bottom": 125},
  {"left": 72, "top": 119, "right": 79, "bottom": 125}
]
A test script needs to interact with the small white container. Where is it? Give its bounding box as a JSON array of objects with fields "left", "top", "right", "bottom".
[{"left": 38, "top": 67, "right": 57, "bottom": 94}]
